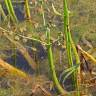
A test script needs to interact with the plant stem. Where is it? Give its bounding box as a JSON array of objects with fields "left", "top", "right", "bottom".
[
  {"left": 0, "top": 4, "right": 6, "bottom": 20},
  {"left": 63, "top": 0, "right": 81, "bottom": 95},
  {"left": 38, "top": 1, "right": 67, "bottom": 95},
  {"left": 70, "top": 36, "right": 81, "bottom": 96},
  {"left": 46, "top": 28, "right": 67, "bottom": 95},
  {"left": 63, "top": 0, "right": 73, "bottom": 67},
  {"left": 25, "top": 0, "right": 31, "bottom": 20},
  {"left": 63, "top": 0, "right": 74, "bottom": 84},
  {"left": 4, "top": 0, "right": 18, "bottom": 23}
]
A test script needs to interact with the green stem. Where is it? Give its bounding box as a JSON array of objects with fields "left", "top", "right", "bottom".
[
  {"left": 46, "top": 28, "right": 67, "bottom": 95},
  {"left": 4, "top": 0, "right": 18, "bottom": 23},
  {"left": 63, "top": 0, "right": 81, "bottom": 95},
  {"left": 25, "top": 0, "right": 31, "bottom": 20},
  {"left": 5, "top": 0, "right": 14, "bottom": 21},
  {"left": 63, "top": 0, "right": 74, "bottom": 85},
  {"left": 0, "top": 4, "right": 6, "bottom": 20},
  {"left": 63, "top": 0, "right": 73, "bottom": 67},
  {"left": 40, "top": 1, "right": 67, "bottom": 95}
]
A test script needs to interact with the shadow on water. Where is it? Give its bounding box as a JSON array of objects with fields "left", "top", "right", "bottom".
[
  {"left": 5, "top": 50, "right": 34, "bottom": 74},
  {"left": 4, "top": 42, "right": 47, "bottom": 74}
]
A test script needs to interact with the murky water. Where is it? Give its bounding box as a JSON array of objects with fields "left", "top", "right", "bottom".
[{"left": 0, "top": 0, "right": 96, "bottom": 96}]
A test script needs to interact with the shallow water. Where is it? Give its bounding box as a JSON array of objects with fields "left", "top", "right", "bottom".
[{"left": 0, "top": 0, "right": 96, "bottom": 96}]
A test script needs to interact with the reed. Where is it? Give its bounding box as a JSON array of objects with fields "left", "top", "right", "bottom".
[
  {"left": 63, "top": 0, "right": 74, "bottom": 84},
  {"left": 46, "top": 27, "right": 67, "bottom": 95},
  {"left": 4, "top": 0, "right": 18, "bottom": 23},
  {"left": 25, "top": 0, "right": 31, "bottom": 20},
  {"left": 63, "top": 0, "right": 73, "bottom": 67},
  {"left": 39, "top": 1, "right": 67, "bottom": 94},
  {"left": 0, "top": 4, "right": 6, "bottom": 20},
  {"left": 63, "top": 0, "right": 81, "bottom": 95}
]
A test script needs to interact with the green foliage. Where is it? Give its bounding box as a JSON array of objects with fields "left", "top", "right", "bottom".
[
  {"left": 25, "top": 0, "right": 31, "bottom": 19},
  {"left": 46, "top": 27, "right": 67, "bottom": 94},
  {"left": 0, "top": 4, "right": 6, "bottom": 20},
  {"left": 4, "top": 0, "right": 18, "bottom": 23},
  {"left": 63, "top": 1, "right": 80, "bottom": 95}
]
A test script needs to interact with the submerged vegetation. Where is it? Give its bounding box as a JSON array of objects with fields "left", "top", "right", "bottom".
[{"left": 0, "top": 0, "right": 96, "bottom": 96}]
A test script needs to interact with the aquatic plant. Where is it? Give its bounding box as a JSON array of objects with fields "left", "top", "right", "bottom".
[
  {"left": 63, "top": 0, "right": 75, "bottom": 86},
  {"left": 4, "top": 0, "right": 18, "bottom": 23},
  {"left": 63, "top": 0, "right": 81, "bottom": 95},
  {"left": 25, "top": 0, "right": 31, "bottom": 20},
  {"left": 37, "top": 0, "right": 67, "bottom": 94},
  {"left": 35, "top": 0, "right": 67, "bottom": 94},
  {"left": 0, "top": 4, "right": 6, "bottom": 20},
  {"left": 46, "top": 27, "right": 67, "bottom": 95},
  {"left": 0, "top": 0, "right": 96, "bottom": 96}
]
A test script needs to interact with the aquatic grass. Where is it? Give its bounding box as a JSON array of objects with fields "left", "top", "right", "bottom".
[
  {"left": 63, "top": 0, "right": 74, "bottom": 75},
  {"left": 63, "top": 0, "right": 74, "bottom": 84},
  {"left": 18, "top": 26, "right": 68, "bottom": 94},
  {"left": 70, "top": 38, "right": 81, "bottom": 92},
  {"left": 63, "top": 0, "right": 81, "bottom": 95},
  {"left": 4, "top": 0, "right": 18, "bottom": 23},
  {"left": 59, "top": 64, "right": 79, "bottom": 82},
  {"left": 46, "top": 27, "right": 67, "bottom": 95},
  {"left": 39, "top": 1, "right": 67, "bottom": 94},
  {"left": 0, "top": 4, "right": 7, "bottom": 20},
  {"left": 25, "top": 0, "right": 31, "bottom": 20},
  {"left": 62, "top": 65, "right": 79, "bottom": 86}
]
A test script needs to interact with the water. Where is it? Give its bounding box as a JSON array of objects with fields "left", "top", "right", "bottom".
[{"left": 0, "top": 1, "right": 96, "bottom": 96}]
